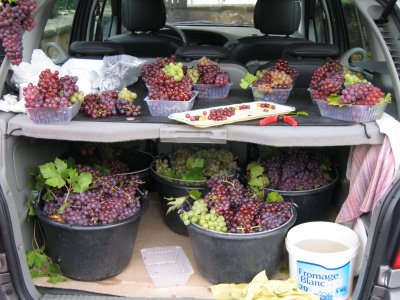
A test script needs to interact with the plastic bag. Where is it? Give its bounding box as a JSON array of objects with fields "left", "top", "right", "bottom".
[
  {"left": 11, "top": 49, "right": 60, "bottom": 85},
  {"left": 90, "top": 55, "right": 145, "bottom": 92}
]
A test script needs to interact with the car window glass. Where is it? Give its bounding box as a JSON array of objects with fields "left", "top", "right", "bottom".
[
  {"left": 166, "top": 0, "right": 256, "bottom": 26},
  {"left": 341, "top": 0, "right": 371, "bottom": 61},
  {"left": 40, "top": 0, "right": 79, "bottom": 55}
]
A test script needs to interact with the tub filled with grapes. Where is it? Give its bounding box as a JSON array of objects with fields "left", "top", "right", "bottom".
[
  {"left": 30, "top": 157, "right": 148, "bottom": 281},
  {"left": 309, "top": 59, "right": 391, "bottom": 122},
  {"left": 188, "top": 56, "right": 232, "bottom": 99},
  {"left": 141, "top": 60, "right": 198, "bottom": 116},
  {"left": 151, "top": 146, "right": 240, "bottom": 235},
  {"left": 245, "top": 147, "right": 338, "bottom": 225},
  {"left": 240, "top": 59, "right": 299, "bottom": 104},
  {"left": 178, "top": 176, "right": 296, "bottom": 283},
  {"left": 24, "top": 69, "right": 84, "bottom": 124}
]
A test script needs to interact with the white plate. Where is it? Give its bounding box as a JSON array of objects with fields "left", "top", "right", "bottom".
[{"left": 168, "top": 101, "right": 296, "bottom": 128}]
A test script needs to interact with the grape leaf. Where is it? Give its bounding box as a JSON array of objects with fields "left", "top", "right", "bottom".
[
  {"left": 165, "top": 196, "right": 187, "bottom": 214},
  {"left": 249, "top": 164, "right": 264, "bottom": 178},
  {"left": 266, "top": 191, "right": 284, "bottom": 203},
  {"left": 327, "top": 93, "right": 345, "bottom": 107},
  {"left": 188, "top": 190, "right": 202, "bottom": 200},
  {"left": 39, "top": 162, "right": 65, "bottom": 188},
  {"left": 248, "top": 177, "right": 264, "bottom": 189},
  {"left": 182, "top": 168, "right": 204, "bottom": 181},
  {"left": 186, "top": 157, "right": 204, "bottom": 169},
  {"left": 240, "top": 73, "right": 257, "bottom": 89},
  {"left": 33, "top": 252, "right": 48, "bottom": 267},
  {"left": 29, "top": 269, "right": 42, "bottom": 278},
  {"left": 47, "top": 263, "right": 63, "bottom": 274},
  {"left": 72, "top": 172, "right": 92, "bottom": 193},
  {"left": 54, "top": 158, "right": 69, "bottom": 178},
  {"left": 26, "top": 250, "right": 36, "bottom": 267},
  {"left": 381, "top": 93, "right": 392, "bottom": 104}
]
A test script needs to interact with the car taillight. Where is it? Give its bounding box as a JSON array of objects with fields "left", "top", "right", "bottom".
[{"left": 392, "top": 247, "right": 400, "bottom": 269}]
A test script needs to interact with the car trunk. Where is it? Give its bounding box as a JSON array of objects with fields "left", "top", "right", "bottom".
[{"left": 0, "top": 80, "right": 396, "bottom": 299}]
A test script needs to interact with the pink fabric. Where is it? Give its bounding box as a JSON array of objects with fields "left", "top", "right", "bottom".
[{"left": 336, "top": 136, "right": 396, "bottom": 226}]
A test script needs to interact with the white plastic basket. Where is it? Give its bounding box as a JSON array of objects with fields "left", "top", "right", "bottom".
[
  {"left": 26, "top": 102, "right": 81, "bottom": 125},
  {"left": 144, "top": 91, "right": 198, "bottom": 117},
  {"left": 315, "top": 99, "right": 388, "bottom": 123},
  {"left": 251, "top": 85, "right": 293, "bottom": 104},
  {"left": 193, "top": 83, "right": 232, "bottom": 98},
  {"left": 141, "top": 246, "right": 194, "bottom": 287}
]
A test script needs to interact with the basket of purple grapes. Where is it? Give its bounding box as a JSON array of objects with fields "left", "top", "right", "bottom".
[
  {"left": 24, "top": 69, "right": 84, "bottom": 124},
  {"left": 178, "top": 176, "right": 296, "bottom": 283},
  {"left": 187, "top": 57, "right": 232, "bottom": 99},
  {"left": 31, "top": 157, "right": 148, "bottom": 281},
  {"left": 310, "top": 60, "right": 391, "bottom": 122},
  {"left": 241, "top": 59, "right": 298, "bottom": 104},
  {"left": 245, "top": 147, "right": 338, "bottom": 225}
]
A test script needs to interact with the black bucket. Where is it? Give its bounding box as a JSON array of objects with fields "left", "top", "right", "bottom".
[
  {"left": 150, "top": 163, "right": 208, "bottom": 235},
  {"left": 265, "top": 171, "right": 338, "bottom": 225},
  {"left": 35, "top": 196, "right": 149, "bottom": 281},
  {"left": 123, "top": 149, "right": 155, "bottom": 191},
  {"left": 187, "top": 208, "right": 297, "bottom": 284}
]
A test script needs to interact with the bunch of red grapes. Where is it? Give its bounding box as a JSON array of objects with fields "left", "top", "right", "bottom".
[
  {"left": 81, "top": 90, "right": 141, "bottom": 119},
  {"left": 140, "top": 56, "right": 177, "bottom": 86},
  {"left": 252, "top": 59, "right": 298, "bottom": 91},
  {"left": 24, "top": 69, "right": 79, "bottom": 109},
  {"left": 187, "top": 57, "right": 231, "bottom": 87},
  {"left": 147, "top": 67, "right": 194, "bottom": 101},
  {"left": 0, "top": 0, "right": 37, "bottom": 65},
  {"left": 310, "top": 59, "right": 345, "bottom": 100},
  {"left": 203, "top": 176, "right": 293, "bottom": 233}
]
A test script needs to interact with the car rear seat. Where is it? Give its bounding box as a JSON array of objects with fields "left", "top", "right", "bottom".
[{"left": 228, "top": 0, "right": 310, "bottom": 68}]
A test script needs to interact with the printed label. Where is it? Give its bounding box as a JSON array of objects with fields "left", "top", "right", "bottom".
[{"left": 296, "top": 260, "right": 350, "bottom": 300}]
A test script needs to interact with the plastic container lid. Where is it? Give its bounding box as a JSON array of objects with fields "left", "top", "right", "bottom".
[{"left": 141, "top": 246, "right": 194, "bottom": 287}]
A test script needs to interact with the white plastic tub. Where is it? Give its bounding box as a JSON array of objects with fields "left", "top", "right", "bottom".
[
  {"left": 141, "top": 246, "right": 194, "bottom": 287},
  {"left": 285, "top": 222, "right": 359, "bottom": 300}
]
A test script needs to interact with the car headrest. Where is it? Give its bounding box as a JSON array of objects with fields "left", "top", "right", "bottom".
[
  {"left": 254, "top": 0, "right": 301, "bottom": 35},
  {"left": 121, "top": 0, "right": 166, "bottom": 32}
]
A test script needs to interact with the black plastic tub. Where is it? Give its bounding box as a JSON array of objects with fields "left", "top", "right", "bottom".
[
  {"left": 150, "top": 164, "right": 208, "bottom": 235},
  {"left": 123, "top": 149, "right": 155, "bottom": 191},
  {"left": 265, "top": 170, "right": 338, "bottom": 225},
  {"left": 187, "top": 208, "right": 297, "bottom": 284},
  {"left": 35, "top": 197, "right": 148, "bottom": 281}
]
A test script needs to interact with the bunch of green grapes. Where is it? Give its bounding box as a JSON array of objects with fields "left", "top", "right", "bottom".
[
  {"left": 118, "top": 88, "right": 137, "bottom": 101},
  {"left": 70, "top": 91, "right": 84, "bottom": 103},
  {"left": 187, "top": 67, "right": 200, "bottom": 83},
  {"left": 180, "top": 199, "right": 228, "bottom": 232},
  {"left": 162, "top": 62, "right": 185, "bottom": 82}
]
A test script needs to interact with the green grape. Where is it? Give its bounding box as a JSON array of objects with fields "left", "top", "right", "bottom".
[
  {"left": 187, "top": 67, "right": 200, "bottom": 83},
  {"left": 162, "top": 62, "right": 184, "bottom": 82},
  {"left": 70, "top": 91, "right": 84, "bottom": 103},
  {"left": 343, "top": 71, "right": 368, "bottom": 87},
  {"left": 118, "top": 87, "right": 137, "bottom": 101}
]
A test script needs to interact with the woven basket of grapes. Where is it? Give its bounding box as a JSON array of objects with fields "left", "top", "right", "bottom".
[
  {"left": 150, "top": 146, "right": 240, "bottom": 235},
  {"left": 178, "top": 176, "right": 297, "bottom": 283},
  {"left": 23, "top": 69, "right": 84, "bottom": 124},
  {"left": 245, "top": 147, "right": 338, "bottom": 225},
  {"left": 309, "top": 60, "right": 391, "bottom": 122},
  {"left": 30, "top": 158, "right": 148, "bottom": 281}
]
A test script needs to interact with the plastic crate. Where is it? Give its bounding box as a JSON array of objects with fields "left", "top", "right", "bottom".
[
  {"left": 251, "top": 85, "right": 293, "bottom": 104},
  {"left": 141, "top": 246, "right": 194, "bottom": 287},
  {"left": 315, "top": 99, "right": 388, "bottom": 123},
  {"left": 144, "top": 91, "right": 198, "bottom": 117},
  {"left": 193, "top": 83, "right": 232, "bottom": 98},
  {"left": 26, "top": 102, "right": 81, "bottom": 125}
]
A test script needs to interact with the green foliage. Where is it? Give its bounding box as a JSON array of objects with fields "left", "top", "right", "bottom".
[
  {"left": 240, "top": 73, "right": 257, "bottom": 89},
  {"left": 246, "top": 162, "right": 269, "bottom": 199},
  {"left": 26, "top": 222, "right": 67, "bottom": 284},
  {"left": 266, "top": 192, "right": 284, "bottom": 203}
]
